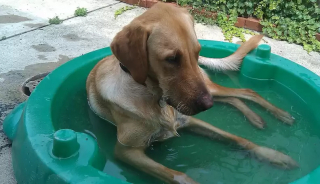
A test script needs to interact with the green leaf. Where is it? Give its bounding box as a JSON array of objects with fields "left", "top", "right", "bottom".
[
  {"left": 239, "top": 9, "right": 245, "bottom": 14},
  {"left": 298, "top": 5, "right": 305, "bottom": 10},
  {"left": 303, "top": 44, "right": 313, "bottom": 53}
]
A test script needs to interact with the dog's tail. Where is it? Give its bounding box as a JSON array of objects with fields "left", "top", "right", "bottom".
[{"left": 198, "top": 34, "right": 264, "bottom": 71}]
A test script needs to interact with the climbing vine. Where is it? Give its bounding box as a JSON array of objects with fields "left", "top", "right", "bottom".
[
  {"left": 179, "top": 0, "right": 320, "bottom": 52},
  {"left": 216, "top": 11, "right": 256, "bottom": 43}
]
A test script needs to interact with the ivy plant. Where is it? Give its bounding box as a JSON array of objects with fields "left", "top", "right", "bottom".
[{"left": 179, "top": 0, "right": 320, "bottom": 52}]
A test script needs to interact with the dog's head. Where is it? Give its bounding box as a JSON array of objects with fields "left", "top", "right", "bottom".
[{"left": 110, "top": 2, "right": 213, "bottom": 115}]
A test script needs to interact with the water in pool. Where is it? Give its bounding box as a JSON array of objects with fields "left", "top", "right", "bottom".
[{"left": 53, "top": 69, "right": 320, "bottom": 184}]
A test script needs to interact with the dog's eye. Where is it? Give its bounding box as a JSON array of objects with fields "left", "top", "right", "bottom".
[{"left": 165, "top": 56, "right": 179, "bottom": 64}]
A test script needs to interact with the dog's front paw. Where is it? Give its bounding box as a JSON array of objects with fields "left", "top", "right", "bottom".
[
  {"left": 273, "top": 109, "right": 295, "bottom": 125},
  {"left": 173, "top": 174, "right": 199, "bottom": 184},
  {"left": 251, "top": 146, "right": 299, "bottom": 169}
]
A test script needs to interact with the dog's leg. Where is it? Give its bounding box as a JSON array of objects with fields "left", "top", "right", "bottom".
[
  {"left": 214, "top": 97, "right": 265, "bottom": 129},
  {"left": 114, "top": 142, "right": 198, "bottom": 184},
  {"left": 200, "top": 71, "right": 294, "bottom": 125},
  {"left": 209, "top": 82, "right": 294, "bottom": 125},
  {"left": 182, "top": 117, "right": 298, "bottom": 169}
]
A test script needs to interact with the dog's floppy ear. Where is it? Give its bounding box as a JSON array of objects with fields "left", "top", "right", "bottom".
[{"left": 111, "top": 22, "right": 150, "bottom": 85}]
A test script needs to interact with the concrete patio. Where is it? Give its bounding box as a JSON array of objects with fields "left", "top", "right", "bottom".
[{"left": 0, "top": 0, "right": 319, "bottom": 183}]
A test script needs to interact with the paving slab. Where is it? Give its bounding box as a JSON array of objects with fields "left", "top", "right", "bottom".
[
  {"left": 0, "top": 0, "right": 120, "bottom": 37},
  {"left": 0, "top": 3, "right": 146, "bottom": 74},
  {"left": 0, "top": 146, "right": 15, "bottom": 184}
]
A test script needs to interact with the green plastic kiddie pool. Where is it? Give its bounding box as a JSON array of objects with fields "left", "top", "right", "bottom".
[{"left": 4, "top": 40, "right": 320, "bottom": 184}]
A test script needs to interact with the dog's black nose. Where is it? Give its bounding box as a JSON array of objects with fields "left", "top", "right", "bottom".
[{"left": 195, "top": 93, "right": 213, "bottom": 112}]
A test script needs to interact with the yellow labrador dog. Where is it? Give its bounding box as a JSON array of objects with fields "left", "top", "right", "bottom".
[{"left": 86, "top": 2, "right": 298, "bottom": 184}]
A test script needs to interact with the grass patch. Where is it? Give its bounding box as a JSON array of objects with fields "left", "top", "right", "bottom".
[
  {"left": 74, "top": 7, "right": 88, "bottom": 17},
  {"left": 49, "top": 16, "right": 62, "bottom": 24},
  {"left": 115, "top": 6, "right": 136, "bottom": 19}
]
